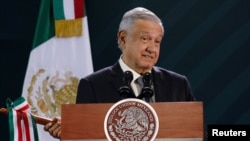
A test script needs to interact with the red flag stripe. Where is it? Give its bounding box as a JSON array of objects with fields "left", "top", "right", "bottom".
[
  {"left": 74, "top": 0, "right": 84, "bottom": 18},
  {"left": 23, "top": 113, "right": 31, "bottom": 141},
  {"left": 16, "top": 104, "right": 29, "bottom": 112},
  {"left": 16, "top": 112, "right": 23, "bottom": 141}
]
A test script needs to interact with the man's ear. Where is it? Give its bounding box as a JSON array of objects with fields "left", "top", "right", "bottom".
[{"left": 117, "top": 30, "right": 127, "bottom": 47}]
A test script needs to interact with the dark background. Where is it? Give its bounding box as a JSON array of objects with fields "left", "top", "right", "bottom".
[{"left": 1, "top": 0, "right": 250, "bottom": 140}]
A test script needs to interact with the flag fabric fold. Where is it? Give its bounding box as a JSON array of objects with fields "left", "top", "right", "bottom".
[
  {"left": 21, "top": 0, "right": 93, "bottom": 140},
  {"left": 6, "top": 97, "right": 39, "bottom": 141}
]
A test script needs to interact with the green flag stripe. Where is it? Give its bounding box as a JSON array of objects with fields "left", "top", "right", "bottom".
[
  {"left": 6, "top": 98, "right": 15, "bottom": 141},
  {"left": 31, "top": 115, "right": 39, "bottom": 141},
  {"left": 8, "top": 110, "right": 14, "bottom": 141},
  {"left": 12, "top": 97, "right": 25, "bottom": 107},
  {"left": 53, "top": 0, "right": 65, "bottom": 20},
  {"left": 32, "top": 0, "right": 55, "bottom": 49}
]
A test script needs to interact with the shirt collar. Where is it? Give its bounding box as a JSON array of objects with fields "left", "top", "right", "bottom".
[{"left": 118, "top": 56, "right": 151, "bottom": 81}]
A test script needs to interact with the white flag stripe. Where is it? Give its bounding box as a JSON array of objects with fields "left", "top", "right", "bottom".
[
  {"left": 27, "top": 114, "right": 35, "bottom": 141},
  {"left": 13, "top": 102, "right": 28, "bottom": 111},
  {"left": 22, "top": 18, "right": 93, "bottom": 119},
  {"left": 22, "top": 16, "right": 93, "bottom": 98},
  {"left": 12, "top": 111, "right": 18, "bottom": 141},
  {"left": 63, "top": 0, "right": 75, "bottom": 19}
]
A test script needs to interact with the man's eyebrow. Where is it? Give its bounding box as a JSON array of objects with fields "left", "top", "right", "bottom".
[
  {"left": 141, "top": 31, "right": 150, "bottom": 33},
  {"left": 140, "top": 31, "right": 163, "bottom": 38}
]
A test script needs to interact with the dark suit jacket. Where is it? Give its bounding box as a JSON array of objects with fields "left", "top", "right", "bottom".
[{"left": 76, "top": 61, "right": 195, "bottom": 103}]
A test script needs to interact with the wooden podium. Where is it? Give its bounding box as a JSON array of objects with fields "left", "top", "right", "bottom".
[{"left": 61, "top": 102, "right": 204, "bottom": 141}]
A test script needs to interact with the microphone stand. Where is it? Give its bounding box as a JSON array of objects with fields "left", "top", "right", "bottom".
[
  {"left": 138, "top": 72, "right": 154, "bottom": 102},
  {"left": 119, "top": 71, "right": 134, "bottom": 99}
]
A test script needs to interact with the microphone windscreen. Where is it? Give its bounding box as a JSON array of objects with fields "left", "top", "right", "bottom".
[
  {"left": 143, "top": 72, "right": 152, "bottom": 86},
  {"left": 124, "top": 71, "right": 133, "bottom": 85}
]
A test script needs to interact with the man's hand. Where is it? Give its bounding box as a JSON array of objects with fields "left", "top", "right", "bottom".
[{"left": 44, "top": 117, "right": 61, "bottom": 139}]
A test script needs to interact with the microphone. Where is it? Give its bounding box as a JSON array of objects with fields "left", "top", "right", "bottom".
[
  {"left": 138, "top": 72, "right": 154, "bottom": 102},
  {"left": 119, "top": 71, "right": 134, "bottom": 99}
]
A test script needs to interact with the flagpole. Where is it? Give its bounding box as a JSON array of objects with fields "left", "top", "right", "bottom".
[{"left": 0, "top": 108, "right": 53, "bottom": 125}]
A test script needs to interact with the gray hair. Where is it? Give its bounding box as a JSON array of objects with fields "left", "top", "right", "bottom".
[{"left": 118, "top": 7, "right": 164, "bottom": 49}]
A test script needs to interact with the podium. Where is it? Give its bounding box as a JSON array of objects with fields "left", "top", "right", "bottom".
[{"left": 61, "top": 102, "right": 204, "bottom": 141}]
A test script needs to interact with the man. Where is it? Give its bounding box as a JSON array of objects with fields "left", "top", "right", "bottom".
[{"left": 44, "top": 7, "right": 196, "bottom": 139}]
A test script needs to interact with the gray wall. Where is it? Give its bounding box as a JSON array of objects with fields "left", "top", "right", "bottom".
[{"left": 1, "top": 0, "right": 250, "bottom": 140}]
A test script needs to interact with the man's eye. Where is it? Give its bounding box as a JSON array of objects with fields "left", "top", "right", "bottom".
[
  {"left": 141, "top": 36, "right": 149, "bottom": 41},
  {"left": 155, "top": 40, "right": 161, "bottom": 44}
]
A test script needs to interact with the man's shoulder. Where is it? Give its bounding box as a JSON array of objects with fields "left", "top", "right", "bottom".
[
  {"left": 85, "top": 63, "right": 121, "bottom": 79},
  {"left": 86, "top": 66, "right": 112, "bottom": 78},
  {"left": 153, "top": 66, "right": 187, "bottom": 79}
]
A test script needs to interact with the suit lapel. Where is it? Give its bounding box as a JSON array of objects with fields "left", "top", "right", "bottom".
[
  {"left": 152, "top": 67, "right": 168, "bottom": 102},
  {"left": 109, "top": 62, "right": 125, "bottom": 96}
]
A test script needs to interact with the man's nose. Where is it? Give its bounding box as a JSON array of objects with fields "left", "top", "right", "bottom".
[{"left": 146, "top": 42, "right": 156, "bottom": 53}]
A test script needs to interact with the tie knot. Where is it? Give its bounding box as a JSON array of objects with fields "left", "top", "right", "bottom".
[{"left": 135, "top": 76, "right": 144, "bottom": 87}]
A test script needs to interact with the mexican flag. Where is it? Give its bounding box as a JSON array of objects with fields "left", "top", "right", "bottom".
[{"left": 21, "top": 0, "right": 93, "bottom": 140}]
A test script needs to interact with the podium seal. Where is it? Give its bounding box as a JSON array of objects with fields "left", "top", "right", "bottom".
[{"left": 104, "top": 98, "right": 159, "bottom": 141}]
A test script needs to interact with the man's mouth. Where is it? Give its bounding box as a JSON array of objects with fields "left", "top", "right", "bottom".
[{"left": 142, "top": 54, "right": 153, "bottom": 59}]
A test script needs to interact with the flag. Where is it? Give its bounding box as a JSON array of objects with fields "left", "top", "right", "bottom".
[
  {"left": 6, "top": 97, "right": 39, "bottom": 141},
  {"left": 21, "top": 0, "right": 93, "bottom": 140}
]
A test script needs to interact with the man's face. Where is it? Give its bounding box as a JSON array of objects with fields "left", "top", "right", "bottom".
[{"left": 118, "top": 19, "right": 163, "bottom": 74}]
